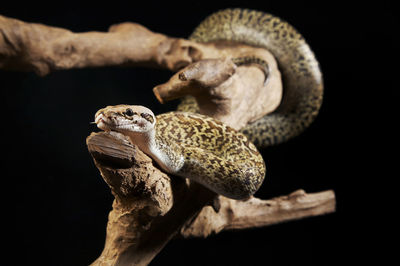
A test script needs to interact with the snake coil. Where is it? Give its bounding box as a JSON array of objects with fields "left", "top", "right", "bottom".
[{"left": 178, "top": 8, "right": 323, "bottom": 147}]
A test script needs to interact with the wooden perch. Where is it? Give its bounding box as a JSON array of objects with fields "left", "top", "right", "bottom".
[
  {"left": 0, "top": 15, "right": 199, "bottom": 75},
  {"left": 0, "top": 15, "right": 282, "bottom": 127},
  {"left": 87, "top": 131, "right": 218, "bottom": 265},
  {"left": 181, "top": 189, "right": 335, "bottom": 238},
  {"left": 1, "top": 14, "right": 335, "bottom": 265},
  {"left": 87, "top": 132, "right": 335, "bottom": 265}
]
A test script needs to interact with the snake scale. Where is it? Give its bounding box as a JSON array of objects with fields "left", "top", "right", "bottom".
[{"left": 94, "top": 8, "right": 323, "bottom": 199}]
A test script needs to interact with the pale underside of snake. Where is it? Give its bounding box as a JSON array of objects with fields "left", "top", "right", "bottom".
[
  {"left": 178, "top": 8, "right": 324, "bottom": 148},
  {"left": 95, "top": 105, "right": 265, "bottom": 200}
]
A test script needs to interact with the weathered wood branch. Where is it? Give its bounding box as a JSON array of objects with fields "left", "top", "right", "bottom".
[
  {"left": 0, "top": 14, "right": 269, "bottom": 74},
  {"left": 1, "top": 14, "right": 335, "bottom": 266},
  {"left": 0, "top": 15, "right": 197, "bottom": 75},
  {"left": 180, "top": 189, "right": 336, "bottom": 238},
  {"left": 87, "top": 131, "right": 218, "bottom": 266},
  {"left": 0, "top": 15, "right": 282, "bottom": 126}
]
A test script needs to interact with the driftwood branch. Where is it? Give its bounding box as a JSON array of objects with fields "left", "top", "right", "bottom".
[
  {"left": 0, "top": 15, "right": 282, "bottom": 126},
  {"left": 2, "top": 14, "right": 335, "bottom": 265},
  {"left": 86, "top": 132, "right": 218, "bottom": 265},
  {"left": 180, "top": 189, "right": 335, "bottom": 238},
  {"left": 0, "top": 15, "right": 197, "bottom": 75}
]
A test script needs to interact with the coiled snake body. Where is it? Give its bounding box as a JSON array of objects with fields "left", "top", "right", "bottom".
[
  {"left": 94, "top": 9, "right": 323, "bottom": 199},
  {"left": 178, "top": 8, "right": 324, "bottom": 147},
  {"left": 95, "top": 105, "right": 265, "bottom": 199}
]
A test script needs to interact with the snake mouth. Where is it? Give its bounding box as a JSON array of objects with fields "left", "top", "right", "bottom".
[
  {"left": 95, "top": 113, "right": 118, "bottom": 132},
  {"left": 95, "top": 113, "right": 141, "bottom": 133},
  {"left": 95, "top": 117, "right": 111, "bottom": 131}
]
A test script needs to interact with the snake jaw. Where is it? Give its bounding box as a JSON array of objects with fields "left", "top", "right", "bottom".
[{"left": 94, "top": 112, "right": 111, "bottom": 131}]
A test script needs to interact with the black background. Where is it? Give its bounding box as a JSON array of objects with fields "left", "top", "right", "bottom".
[{"left": 1, "top": 1, "right": 394, "bottom": 265}]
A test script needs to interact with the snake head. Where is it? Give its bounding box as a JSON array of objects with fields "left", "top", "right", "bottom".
[{"left": 95, "top": 105, "right": 156, "bottom": 134}]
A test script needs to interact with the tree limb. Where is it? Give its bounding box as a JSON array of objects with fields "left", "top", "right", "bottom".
[
  {"left": 0, "top": 15, "right": 196, "bottom": 75},
  {"left": 87, "top": 131, "right": 217, "bottom": 266},
  {"left": 180, "top": 190, "right": 336, "bottom": 238},
  {"left": 0, "top": 15, "right": 282, "bottom": 126}
]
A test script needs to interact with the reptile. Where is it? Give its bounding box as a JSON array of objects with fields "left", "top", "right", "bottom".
[
  {"left": 93, "top": 9, "right": 322, "bottom": 199},
  {"left": 95, "top": 105, "right": 265, "bottom": 200},
  {"left": 177, "top": 8, "right": 324, "bottom": 147}
]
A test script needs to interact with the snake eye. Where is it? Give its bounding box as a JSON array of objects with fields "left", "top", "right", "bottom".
[{"left": 125, "top": 108, "right": 135, "bottom": 116}]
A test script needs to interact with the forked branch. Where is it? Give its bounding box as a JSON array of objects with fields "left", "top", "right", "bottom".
[{"left": 1, "top": 14, "right": 335, "bottom": 266}]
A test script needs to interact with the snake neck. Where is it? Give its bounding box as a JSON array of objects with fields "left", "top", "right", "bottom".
[{"left": 126, "top": 128, "right": 184, "bottom": 173}]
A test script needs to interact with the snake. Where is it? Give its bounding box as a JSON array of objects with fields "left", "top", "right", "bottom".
[
  {"left": 177, "top": 8, "right": 324, "bottom": 147},
  {"left": 94, "top": 105, "right": 265, "bottom": 200},
  {"left": 93, "top": 9, "right": 323, "bottom": 200}
]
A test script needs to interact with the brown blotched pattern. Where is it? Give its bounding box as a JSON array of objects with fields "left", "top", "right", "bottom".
[
  {"left": 156, "top": 112, "right": 265, "bottom": 199},
  {"left": 178, "top": 8, "right": 323, "bottom": 148}
]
